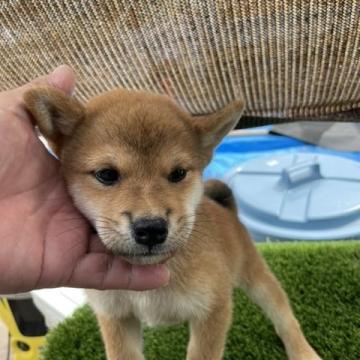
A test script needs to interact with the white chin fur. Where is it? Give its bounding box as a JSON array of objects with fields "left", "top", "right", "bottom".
[{"left": 185, "top": 177, "right": 204, "bottom": 215}]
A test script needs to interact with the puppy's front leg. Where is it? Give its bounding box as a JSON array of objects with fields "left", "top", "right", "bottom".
[
  {"left": 186, "top": 297, "right": 232, "bottom": 360},
  {"left": 97, "top": 315, "right": 144, "bottom": 360}
]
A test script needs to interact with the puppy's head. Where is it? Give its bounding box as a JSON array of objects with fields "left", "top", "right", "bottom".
[{"left": 24, "top": 88, "right": 243, "bottom": 265}]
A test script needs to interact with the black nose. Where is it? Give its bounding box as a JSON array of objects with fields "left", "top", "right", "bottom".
[{"left": 133, "top": 217, "right": 168, "bottom": 246}]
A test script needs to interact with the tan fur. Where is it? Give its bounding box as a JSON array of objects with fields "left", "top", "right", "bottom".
[{"left": 24, "top": 88, "right": 321, "bottom": 360}]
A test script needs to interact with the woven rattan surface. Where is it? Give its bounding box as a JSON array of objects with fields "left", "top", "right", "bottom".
[{"left": 1, "top": 1, "right": 359, "bottom": 117}]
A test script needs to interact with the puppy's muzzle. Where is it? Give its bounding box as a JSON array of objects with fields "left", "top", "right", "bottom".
[{"left": 132, "top": 217, "right": 168, "bottom": 247}]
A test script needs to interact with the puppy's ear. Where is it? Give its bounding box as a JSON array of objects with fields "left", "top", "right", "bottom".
[
  {"left": 24, "top": 87, "right": 85, "bottom": 143},
  {"left": 192, "top": 100, "right": 244, "bottom": 160}
]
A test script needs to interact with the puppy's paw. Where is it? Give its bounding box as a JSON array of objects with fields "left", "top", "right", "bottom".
[{"left": 290, "top": 349, "right": 322, "bottom": 360}]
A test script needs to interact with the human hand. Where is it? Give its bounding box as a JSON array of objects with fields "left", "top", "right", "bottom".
[{"left": 0, "top": 65, "right": 169, "bottom": 294}]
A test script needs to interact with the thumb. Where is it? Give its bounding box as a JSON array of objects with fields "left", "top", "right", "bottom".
[
  {"left": 2, "top": 65, "right": 76, "bottom": 120},
  {"left": 20, "top": 64, "right": 75, "bottom": 97}
]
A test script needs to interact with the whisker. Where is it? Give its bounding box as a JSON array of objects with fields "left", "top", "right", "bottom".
[{"left": 96, "top": 216, "right": 120, "bottom": 226}]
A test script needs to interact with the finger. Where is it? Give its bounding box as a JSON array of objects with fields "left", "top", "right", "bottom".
[
  {"left": 47, "top": 65, "right": 75, "bottom": 95},
  {"left": 21, "top": 64, "right": 75, "bottom": 97},
  {"left": 88, "top": 235, "right": 110, "bottom": 254},
  {"left": 129, "top": 264, "right": 170, "bottom": 290},
  {"left": 66, "top": 253, "right": 170, "bottom": 291},
  {"left": 7, "top": 65, "right": 76, "bottom": 121}
]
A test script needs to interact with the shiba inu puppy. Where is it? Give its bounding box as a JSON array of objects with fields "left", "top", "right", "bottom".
[{"left": 24, "top": 88, "right": 321, "bottom": 360}]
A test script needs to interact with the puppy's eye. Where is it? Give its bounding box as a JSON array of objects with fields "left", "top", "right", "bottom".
[
  {"left": 94, "top": 168, "right": 119, "bottom": 186},
  {"left": 168, "top": 168, "right": 187, "bottom": 183}
]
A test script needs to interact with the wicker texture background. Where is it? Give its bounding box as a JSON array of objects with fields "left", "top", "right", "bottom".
[{"left": 0, "top": 0, "right": 359, "bottom": 117}]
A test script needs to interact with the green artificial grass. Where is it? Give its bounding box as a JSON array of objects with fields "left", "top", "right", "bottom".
[{"left": 41, "top": 241, "right": 360, "bottom": 360}]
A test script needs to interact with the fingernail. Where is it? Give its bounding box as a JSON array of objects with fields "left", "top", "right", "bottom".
[
  {"left": 51, "top": 64, "right": 73, "bottom": 76},
  {"left": 161, "top": 266, "right": 171, "bottom": 287},
  {"left": 50, "top": 65, "right": 75, "bottom": 95}
]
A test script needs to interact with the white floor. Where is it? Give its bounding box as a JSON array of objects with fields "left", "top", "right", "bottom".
[{"left": 0, "top": 319, "right": 10, "bottom": 360}]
